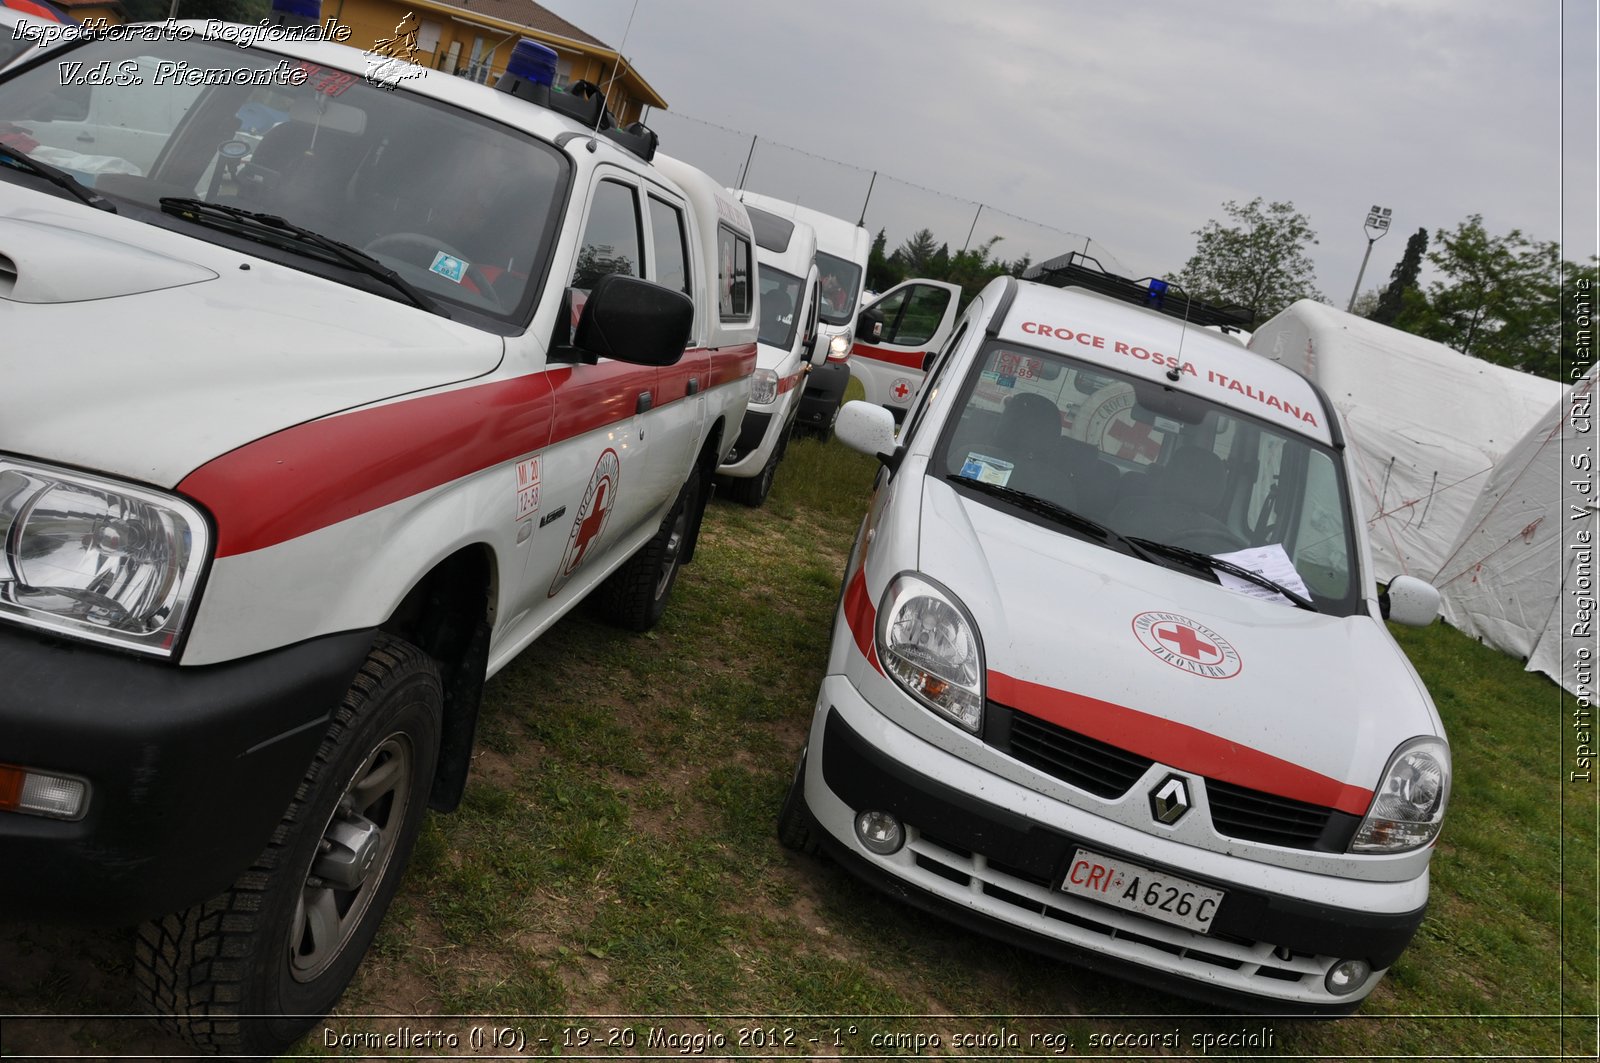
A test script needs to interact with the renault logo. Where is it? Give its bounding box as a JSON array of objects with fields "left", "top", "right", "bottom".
[{"left": 1150, "top": 774, "right": 1192, "bottom": 824}]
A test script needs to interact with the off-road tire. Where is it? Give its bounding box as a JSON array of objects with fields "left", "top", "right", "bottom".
[
  {"left": 777, "top": 750, "right": 819, "bottom": 855},
  {"left": 596, "top": 466, "right": 700, "bottom": 631},
  {"left": 133, "top": 635, "right": 442, "bottom": 1056}
]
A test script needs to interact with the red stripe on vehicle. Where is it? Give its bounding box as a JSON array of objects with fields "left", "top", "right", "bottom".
[
  {"left": 707, "top": 342, "right": 759, "bottom": 387},
  {"left": 851, "top": 343, "right": 928, "bottom": 370},
  {"left": 777, "top": 367, "right": 807, "bottom": 395},
  {"left": 841, "top": 562, "right": 882, "bottom": 674},
  {"left": 182, "top": 345, "right": 753, "bottom": 558},
  {"left": 987, "top": 671, "right": 1374, "bottom": 816}
]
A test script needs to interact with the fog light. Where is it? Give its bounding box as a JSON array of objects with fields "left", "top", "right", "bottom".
[
  {"left": 854, "top": 810, "right": 904, "bottom": 855},
  {"left": 1324, "top": 958, "right": 1373, "bottom": 996},
  {"left": 0, "top": 764, "right": 89, "bottom": 821}
]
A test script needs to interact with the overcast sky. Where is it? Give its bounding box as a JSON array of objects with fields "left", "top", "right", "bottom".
[{"left": 539, "top": 0, "right": 1597, "bottom": 308}]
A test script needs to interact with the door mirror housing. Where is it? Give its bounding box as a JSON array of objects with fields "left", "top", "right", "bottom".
[
  {"left": 836, "top": 400, "right": 900, "bottom": 468},
  {"left": 1380, "top": 575, "right": 1441, "bottom": 627},
  {"left": 565, "top": 273, "right": 694, "bottom": 366}
]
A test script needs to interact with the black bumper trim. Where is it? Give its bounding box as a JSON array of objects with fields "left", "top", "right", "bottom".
[
  {"left": 0, "top": 625, "right": 378, "bottom": 923},
  {"left": 819, "top": 708, "right": 1425, "bottom": 971}
]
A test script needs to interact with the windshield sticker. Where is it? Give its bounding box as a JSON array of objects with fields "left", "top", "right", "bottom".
[
  {"left": 1132, "top": 611, "right": 1242, "bottom": 679},
  {"left": 960, "top": 452, "right": 1014, "bottom": 485},
  {"left": 294, "top": 63, "right": 359, "bottom": 97},
  {"left": 995, "top": 351, "right": 1043, "bottom": 380},
  {"left": 429, "top": 252, "right": 469, "bottom": 284},
  {"left": 1210, "top": 544, "right": 1312, "bottom": 605},
  {"left": 515, "top": 456, "right": 541, "bottom": 521}
]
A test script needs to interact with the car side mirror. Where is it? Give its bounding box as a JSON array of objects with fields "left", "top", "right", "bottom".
[
  {"left": 1380, "top": 575, "right": 1440, "bottom": 627},
  {"left": 806, "top": 328, "right": 828, "bottom": 368},
  {"left": 567, "top": 273, "right": 693, "bottom": 367},
  {"left": 836, "top": 400, "right": 900, "bottom": 469}
]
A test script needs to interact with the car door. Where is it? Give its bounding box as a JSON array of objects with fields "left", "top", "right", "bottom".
[{"left": 850, "top": 279, "right": 963, "bottom": 414}]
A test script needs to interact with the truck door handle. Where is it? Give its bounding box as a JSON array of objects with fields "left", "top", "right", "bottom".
[
  {"left": 686, "top": 377, "right": 700, "bottom": 395},
  {"left": 76, "top": 134, "right": 95, "bottom": 143},
  {"left": 636, "top": 391, "right": 653, "bottom": 413}
]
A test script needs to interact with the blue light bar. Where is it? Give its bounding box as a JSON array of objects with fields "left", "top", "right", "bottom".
[
  {"left": 497, "top": 39, "right": 558, "bottom": 101},
  {"left": 1146, "top": 278, "right": 1168, "bottom": 310},
  {"left": 269, "top": 0, "right": 321, "bottom": 26}
]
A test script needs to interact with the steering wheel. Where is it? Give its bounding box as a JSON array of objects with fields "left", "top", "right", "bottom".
[{"left": 363, "top": 232, "right": 504, "bottom": 311}]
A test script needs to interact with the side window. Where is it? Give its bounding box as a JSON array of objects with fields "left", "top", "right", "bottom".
[
  {"left": 904, "top": 321, "right": 970, "bottom": 439},
  {"left": 890, "top": 285, "right": 953, "bottom": 346},
  {"left": 647, "top": 195, "right": 690, "bottom": 296},
  {"left": 572, "top": 179, "right": 642, "bottom": 289},
  {"left": 718, "top": 225, "right": 752, "bottom": 320}
]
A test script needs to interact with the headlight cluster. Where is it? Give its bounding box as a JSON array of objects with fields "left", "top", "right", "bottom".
[
  {"left": 876, "top": 573, "right": 984, "bottom": 733},
  {"left": 1352, "top": 738, "right": 1450, "bottom": 853},
  {"left": 0, "top": 458, "right": 209, "bottom": 657},
  {"left": 750, "top": 368, "right": 779, "bottom": 405},
  {"left": 827, "top": 332, "right": 851, "bottom": 361}
]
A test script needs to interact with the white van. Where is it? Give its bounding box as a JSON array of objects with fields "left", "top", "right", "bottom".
[
  {"left": 715, "top": 198, "right": 826, "bottom": 504},
  {"left": 733, "top": 191, "right": 867, "bottom": 437},
  {"left": 782, "top": 271, "right": 1447, "bottom": 1014}
]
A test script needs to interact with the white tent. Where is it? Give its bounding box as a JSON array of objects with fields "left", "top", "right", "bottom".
[
  {"left": 1432, "top": 366, "right": 1595, "bottom": 694},
  {"left": 1248, "top": 301, "right": 1564, "bottom": 582}
]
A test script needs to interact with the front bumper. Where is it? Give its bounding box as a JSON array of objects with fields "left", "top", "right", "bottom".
[
  {"left": 799, "top": 675, "right": 1429, "bottom": 1012},
  {"left": 0, "top": 623, "right": 376, "bottom": 924}
]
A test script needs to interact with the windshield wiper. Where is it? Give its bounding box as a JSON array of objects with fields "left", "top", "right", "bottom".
[
  {"left": 0, "top": 147, "right": 116, "bottom": 212},
  {"left": 945, "top": 474, "right": 1154, "bottom": 561},
  {"left": 1125, "top": 536, "right": 1319, "bottom": 612},
  {"left": 158, "top": 197, "right": 444, "bottom": 316}
]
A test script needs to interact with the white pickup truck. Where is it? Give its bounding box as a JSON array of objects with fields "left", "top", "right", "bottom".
[{"left": 0, "top": 28, "right": 755, "bottom": 1054}]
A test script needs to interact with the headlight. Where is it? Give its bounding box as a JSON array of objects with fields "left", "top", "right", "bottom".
[
  {"left": 750, "top": 368, "right": 779, "bottom": 405},
  {"left": 827, "top": 332, "right": 851, "bottom": 361},
  {"left": 876, "top": 572, "right": 984, "bottom": 732},
  {"left": 0, "top": 458, "right": 209, "bottom": 657},
  {"left": 1352, "top": 737, "right": 1450, "bottom": 853}
]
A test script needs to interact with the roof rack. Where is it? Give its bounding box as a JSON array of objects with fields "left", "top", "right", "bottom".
[{"left": 1022, "top": 252, "right": 1254, "bottom": 331}]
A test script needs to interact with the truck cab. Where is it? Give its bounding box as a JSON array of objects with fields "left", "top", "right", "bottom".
[{"left": 0, "top": 25, "right": 754, "bottom": 1054}]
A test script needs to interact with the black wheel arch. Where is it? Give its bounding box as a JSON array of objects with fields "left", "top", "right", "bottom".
[{"left": 380, "top": 544, "right": 495, "bottom": 813}]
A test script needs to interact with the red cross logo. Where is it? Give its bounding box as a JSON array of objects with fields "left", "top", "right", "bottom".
[
  {"left": 569, "top": 479, "right": 611, "bottom": 570},
  {"left": 1155, "top": 623, "right": 1219, "bottom": 662},
  {"left": 892, "top": 379, "right": 911, "bottom": 401},
  {"left": 1107, "top": 417, "right": 1163, "bottom": 462}
]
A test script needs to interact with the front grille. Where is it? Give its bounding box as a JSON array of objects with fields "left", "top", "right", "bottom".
[
  {"left": 992, "top": 704, "right": 1354, "bottom": 851},
  {"left": 1206, "top": 779, "right": 1358, "bottom": 851},
  {"left": 998, "top": 707, "right": 1154, "bottom": 799}
]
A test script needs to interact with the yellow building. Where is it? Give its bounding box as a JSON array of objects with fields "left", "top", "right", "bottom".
[{"left": 325, "top": 0, "right": 665, "bottom": 125}]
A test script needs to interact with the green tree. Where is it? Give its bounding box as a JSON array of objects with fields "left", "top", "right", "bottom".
[
  {"left": 1174, "top": 197, "right": 1323, "bottom": 322},
  {"left": 1371, "top": 227, "right": 1427, "bottom": 326},
  {"left": 895, "top": 228, "right": 940, "bottom": 276},
  {"left": 1393, "top": 214, "right": 1581, "bottom": 379},
  {"left": 866, "top": 228, "right": 902, "bottom": 293}
]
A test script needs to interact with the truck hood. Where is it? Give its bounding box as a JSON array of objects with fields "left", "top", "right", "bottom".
[
  {"left": 916, "top": 476, "right": 1439, "bottom": 811},
  {"left": 0, "top": 200, "right": 504, "bottom": 488}
]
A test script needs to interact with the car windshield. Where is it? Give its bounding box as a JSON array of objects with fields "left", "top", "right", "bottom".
[
  {"left": 0, "top": 36, "right": 568, "bottom": 324},
  {"left": 756, "top": 263, "right": 802, "bottom": 349},
  {"left": 815, "top": 250, "right": 861, "bottom": 325},
  {"left": 934, "top": 342, "right": 1361, "bottom": 615}
]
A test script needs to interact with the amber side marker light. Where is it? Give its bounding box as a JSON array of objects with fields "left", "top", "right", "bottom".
[{"left": 0, "top": 764, "right": 89, "bottom": 821}]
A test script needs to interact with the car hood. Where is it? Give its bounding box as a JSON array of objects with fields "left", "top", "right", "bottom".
[
  {"left": 916, "top": 476, "right": 1440, "bottom": 812},
  {"left": 0, "top": 199, "right": 503, "bottom": 488}
]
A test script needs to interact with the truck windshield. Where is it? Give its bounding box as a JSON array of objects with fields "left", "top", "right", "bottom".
[
  {"left": 815, "top": 251, "right": 861, "bottom": 325},
  {"left": 934, "top": 342, "right": 1361, "bottom": 616},
  {"left": 0, "top": 36, "right": 568, "bottom": 324}
]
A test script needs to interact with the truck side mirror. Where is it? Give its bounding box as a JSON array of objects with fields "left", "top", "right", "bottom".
[
  {"left": 836, "top": 400, "right": 901, "bottom": 470},
  {"left": 567, "top": 273, "right": 693, "bottom": 367}
]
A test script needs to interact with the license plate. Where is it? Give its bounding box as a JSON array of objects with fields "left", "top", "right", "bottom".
[{"left": 1059, "top": 849, "right": 1226, "bottom": 934}]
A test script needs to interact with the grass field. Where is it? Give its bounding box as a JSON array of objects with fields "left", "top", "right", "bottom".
[{"left": 1, "top": 428, "right": 1595, "bottom": 1061}]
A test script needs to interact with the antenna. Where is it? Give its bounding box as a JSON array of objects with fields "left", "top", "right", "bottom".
[{"left": 593, "top": 0, "right": 642, "bottom": 139}]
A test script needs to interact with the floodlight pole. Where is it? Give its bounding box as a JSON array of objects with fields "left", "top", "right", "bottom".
[{"left": 1347, "top": 204, "right": 1393, "bottom": 312}]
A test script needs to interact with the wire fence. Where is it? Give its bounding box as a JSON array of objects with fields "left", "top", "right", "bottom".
[{"left": 646, "top": 108, "right": 1132, "bottom": 278}]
